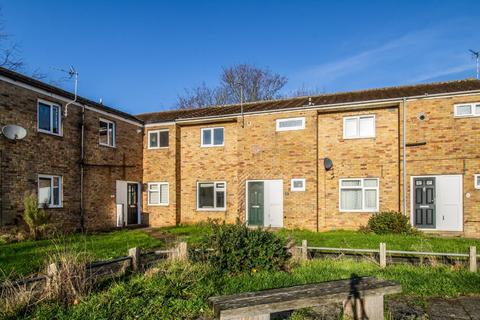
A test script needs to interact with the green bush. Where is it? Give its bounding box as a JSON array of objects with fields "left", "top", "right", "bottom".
[
  {"left": 365, "top": 211, "right": 416, "bottom": 235},
  {"left": 193, "top": 221, "right": 290, "bottom": 274},
  {"left": 23, "top": 192, "right": 52, "bottom": 240}
]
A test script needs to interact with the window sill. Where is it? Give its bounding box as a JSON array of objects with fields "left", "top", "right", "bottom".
[
  {"left": 148, "top": 203, "right": 169, "bottom": 207},
  {"left": 340, "top": 210, "right": 378, "bottom": 213},
  {"left": 148, "top": 147, "right": 169, "bottom": 150},
  {"left": 39, "top": 205, "right": 63, "bottom": 209},
  {"left": 196, "top": 208, "right": 226, "bottom": 212},
  {"left": 342, "top": 136, "right": 376, "bottom": 140},
  {"left": 200, "top": 145, "right": 224, "bottom": 148},
  {"left": 37, "top": 130, "right": 63, "bottom": 137},
  {"left": 99, "top": 143, "right": 116, "bottom": 149},
  {"left": 454, "top": 115, "right": 480, "bottom": 119}
]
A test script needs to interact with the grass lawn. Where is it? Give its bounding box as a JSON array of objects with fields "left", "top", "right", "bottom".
[
  {"left": 156, "top": 224, "right": 480, "bottom": 253},
  {"left": 15, "top": 258, "right": 480, "bottom": 320},
  {"left": 0, "top": 229, "right": 163, "bottom": 280}
]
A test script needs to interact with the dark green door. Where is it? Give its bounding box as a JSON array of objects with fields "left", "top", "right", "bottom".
[{"left": 248, "top": 181, "right": 264, "bottom": 226}]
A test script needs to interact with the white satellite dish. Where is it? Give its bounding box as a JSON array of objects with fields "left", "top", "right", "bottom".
[{"left": 2, "top": 124, "right": 27, "bottom": 140}]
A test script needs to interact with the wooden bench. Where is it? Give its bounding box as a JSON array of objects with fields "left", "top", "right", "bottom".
[{"left": 208, "top": 276, "right": 401, "bottom": 320}]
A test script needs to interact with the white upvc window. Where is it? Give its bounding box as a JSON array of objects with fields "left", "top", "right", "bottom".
[
  {"left": 343, "top": 115, "right": 375, "bottom": 139},
  {"left": 339, "top": 178, "right": 379, "bottom": 212},
  {"left": 201, "top": 127, "right": 224, "bottom": 147},
  {"left": 454, "top": 103, "right": 480, "bottom": 117},
  {"left": 148, "top": 129, "right": 169, "bottom": 149},
  {"left": 475, "top": 174, "right": 480, "bottom": 189},
  {"left": 37, "top": 100, "right": 61, "bottom": 136},
  {"left": 197, "top": 181, "right": 226, "bottom": 211},
  {"left": 147, "top": 182, "right": 169, "bottom": 206},
  {"left": 99, "top": 118, "right": 116, "bottom": 147},
  {"left": 38, "top": 174, "right": 62, "bottom": 208},
  {"left": 276, "top": 117, "right": 305, "bottom": 131},
  {"left": 291, "top": 178, "right": 306, "bottom": 192}
]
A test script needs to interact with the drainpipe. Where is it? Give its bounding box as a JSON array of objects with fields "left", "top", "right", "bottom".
[
  {"left": 403, "top": 98, "right": 408, "bottom": 217},
  {"left": 80, "top": 106, "right": 85, "bottom": 232}
]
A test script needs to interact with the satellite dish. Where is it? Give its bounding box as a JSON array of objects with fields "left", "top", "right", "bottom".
[
  {"left": 324, "top": 158, "right": 333, "bottom": 171},
  {"left": 2, "top": 124, "right": 27, "bottom": 140}
]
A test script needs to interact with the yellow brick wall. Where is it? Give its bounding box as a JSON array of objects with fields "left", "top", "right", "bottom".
[
  {"left": 142, "top": 124, "right": 178, "bottom": 227},
  {"left": 318, "top": 106, "right": 400, "bottom": 231},
  {"left": 405, "top": 95, "right": 480, "bottom": 237}
]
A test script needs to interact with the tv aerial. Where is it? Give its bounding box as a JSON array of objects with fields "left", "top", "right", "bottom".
[
  {"left": 469, "top": 49, "right": 479, "bottom": 79},
  {"left": 1, "top": 124, "right": 27, "bottom": 141}
]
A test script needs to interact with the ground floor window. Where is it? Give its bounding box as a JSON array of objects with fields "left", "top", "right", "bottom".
[
  {"left": 197, "top": 181, "right": 226, "bottom": 210},
  {"left": 38, "top": 174, "right": 62, "bottom": 208},
  {"left": 148, "top": 182, "right": 169, "bottom": 205},
  {"left": 475, "top": 174, "right": 480, "bottom": 189},
  {"left": 339, "top": 178, "right": 379, "bottom": 212}
]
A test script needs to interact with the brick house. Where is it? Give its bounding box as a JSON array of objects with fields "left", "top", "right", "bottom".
[
  {"left": 0, "top": 68, "right": 143, "bottom": 230},
  {"left": 1, "top": 67, "right": 480, "bottom": 237}
]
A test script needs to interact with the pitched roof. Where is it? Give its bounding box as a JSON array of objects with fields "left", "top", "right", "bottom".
[
  {"left": 137, "top": 79, "right": 480, "bottom": 124},
  {"left": 0, "top": 67, "right": 142, "bottom": 123}
]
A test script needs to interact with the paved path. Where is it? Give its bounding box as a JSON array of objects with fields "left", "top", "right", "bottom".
[{"left": 387, "top": 296, "right": 480, "bottom": 320}]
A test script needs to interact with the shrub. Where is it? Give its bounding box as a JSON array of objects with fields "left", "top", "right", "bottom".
[
  {"left": 23, "top": 192, "right": 51, "bottom": 240},
  {"left": 365, "top": 211, "right": 416, "bottom": 234},
  {"left": 193, "top": 221, "right": 291, "bottom": 274}
]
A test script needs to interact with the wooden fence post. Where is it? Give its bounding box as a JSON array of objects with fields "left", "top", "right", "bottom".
[
  {"left": 379, "top": 243, "right": 386, "bottom": 268},
  {"left": 128, "top": 247, "right": 141, "bottom": 272},
  {"left": 178, "top": 242, "right": 188, "bottom": 261},
  {"left": 301, "top": 240, "right": 308, "bottom": 261},
  {"left": 469, "top": 246, "right": 477, "bottom": 273}
]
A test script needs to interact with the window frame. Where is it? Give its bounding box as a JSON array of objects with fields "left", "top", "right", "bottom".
[
  {"left": 37, "top": 174, "right": 63, "bottom": 208},
  {"left": 276, "top": 117, "right": 306, "bottom": 132},
  {"left": 147, "top": 182, "right": 169, "bottom": 206},
  {"left": 475, "top": 174, "right": 480, "bottom": 190},
  {"left": 37, "top": 99, "right": 62, "bottom": 136},
  {"left": 148, "top": 129, "right": 169, "bottom": 149},
  {"left": 200, "top": 127, "right": 224, "bottom": 147},
  {"left": 99, "top": 118, "right": 116, "bottom": 147},
  {"left": 454, "top": 103, "right": 480, "bottom": 118},
  {"left": 291, "top": 178, "right": 306, "bottom": 192},
  {"left": 342, "top": 115, "right": 376, "bottom": 139},
  {"left": 196, "top": 181, "right": 227, "bottom": 211},
  {"left": 339, "top": 178, "right": 379, "bottom": 213}
]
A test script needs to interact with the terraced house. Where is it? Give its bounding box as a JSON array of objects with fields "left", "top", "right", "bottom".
[{"left": 1, "top": 67, "right": 480, "bottom": 237}]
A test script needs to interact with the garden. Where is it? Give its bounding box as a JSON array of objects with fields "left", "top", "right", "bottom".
[{"left": 0, "top": 211, "right": 480, "bottom": 319}]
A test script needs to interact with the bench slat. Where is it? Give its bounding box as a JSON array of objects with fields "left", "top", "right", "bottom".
[{"left": 209, "top": 277, "right": 401, "bottom": 319}]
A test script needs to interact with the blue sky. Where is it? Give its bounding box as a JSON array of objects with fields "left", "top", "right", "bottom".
[{"left": 3, "top": 0, "right": 480, "bottom": 114}]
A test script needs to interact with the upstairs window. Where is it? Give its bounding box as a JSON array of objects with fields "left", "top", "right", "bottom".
[
  {"left": 340, "top": 178, "right": 379, "bottom": 212},
  {"left": 201, "top": 127, "right": 224, "bottom": 147},
  {"left": 147, "top": 182, "right": 169, "bottom": 205},
  {"left": 197, "top": 181, "right": 226, "bottom": 210},
  {"left": 99, "top": 118, "right": 115, "bottom": 147},
  {"left": 343, "top": 115, "right": 375, "bottom": 139},
  {"left": 38, "top": 174, "right": 62, "bottom": 208},
  {"left": 38, "top": 100, "right": 61, "bottom": 135},
  {"left": 148, "top": 129, "right": 169, "bottom": 149},
  {"left": 276, "top": 117, "right": 305, "bottom": 131},
  {"left": 454, "top": 103, "right": 480, "bottom": 117}
]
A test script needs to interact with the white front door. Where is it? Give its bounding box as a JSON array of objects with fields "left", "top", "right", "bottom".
[
  {"left": 265, "top": 180, "right": 283, "bottom": 227},
  {"left": 436, "top": 175, "right": 463, "bottom": 231}
]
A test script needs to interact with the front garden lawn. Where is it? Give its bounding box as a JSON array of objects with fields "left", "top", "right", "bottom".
[
  {"left": 0, "top": 229, "right": 163, "bottom": 280},
  {"left": 17, "top": 258, "right": 480, "bottom": 320},
  {"left": 157, "top": 224, "right": 480, "bottom": 253}
]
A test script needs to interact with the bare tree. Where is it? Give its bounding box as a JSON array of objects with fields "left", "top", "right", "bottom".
[
  {"left": 177, "top": 64, "right": 287, "bottom": 109},
  {"left": 0, "top": 8, "right": 23, "bottom": 71}
]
